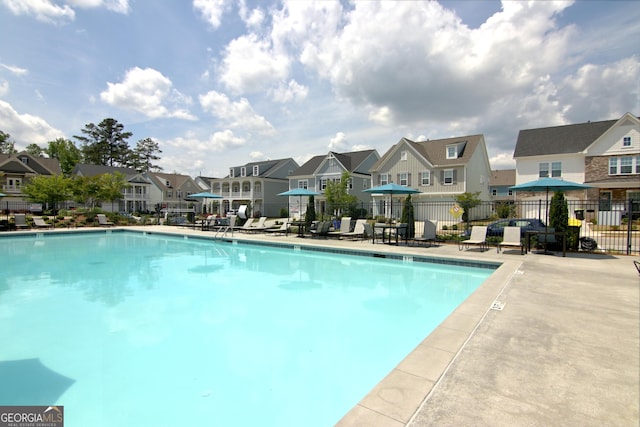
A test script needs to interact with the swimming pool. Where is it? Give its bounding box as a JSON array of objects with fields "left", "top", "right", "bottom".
[{"left": 0, "top": 231, "right": 494, "bottom": 426}]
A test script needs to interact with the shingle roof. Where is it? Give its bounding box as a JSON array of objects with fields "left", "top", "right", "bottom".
[
  {"left": 490, "top": 169, "right": 516, "bottom": 186},
  {"left": 73, "top": 163, "right": 139, "bottom": 177},
  {"left": 292, "top": 150, "right": 377, "bottom": 176},
  {"left": 372, "top": 135, "right": 484, "bottom": 170},
  {"left": 513, "top": 119, "right": 617, "bottom": 157},
  {"left": 228, "top": 158, "right": 296, "bottom": 178}
]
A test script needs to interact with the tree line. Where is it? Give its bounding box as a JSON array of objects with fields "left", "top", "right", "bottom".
[
  {"left": 1, "top": 118, "right": 163, "bottom": 213},
  {"left": 0, "top": 118, "right": 163, "bottom": 175}
]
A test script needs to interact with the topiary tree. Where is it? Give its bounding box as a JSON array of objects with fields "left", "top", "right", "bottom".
[
  {"left": 304, "top": 195, "right": 316, "bottom": 231},
  {"left": 400, "top": 194, "right": 415, "bottom": 238},
  {"left": 549, "top": 191, "right": 568, "bottom": 233}
]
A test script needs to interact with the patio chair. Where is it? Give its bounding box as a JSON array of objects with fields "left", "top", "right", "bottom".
[
  {"left": 244, "top": 216, "right": 267, "bottom": 233},
  {"left": 310, "top": 221, "right": 331, "bottom": 238},
  {"left": 413, "top": 220, "right": 438, "bottom": 247},
  {"left": 498, "top": 226, "right": 523, "bottom": 254},
  {"left": 33, "top": 217, "right": 52, "bottom": 229},
  {"left": 328, "top": 217, "right": 351, "bottom": 237},
  {"left": 96, "top": 214, "right": 114, "bottom": 227},
  {"left": 633, "top": 260, "right": 640, "bottom": 276},
  {"left": 459, "top": 225, "right": 488, "bottom": 252},
  {"left": 264, "top": 219, "right": 290, "bottom": 236},
  {"left": 341, "top": 219, "right": 367, "bottom": 240},
  {"left": 14, "top": 214, "right": 30, "bottom": 229},
  {"left": 233, "top": 217, "right": 255, "bottom": 232}
]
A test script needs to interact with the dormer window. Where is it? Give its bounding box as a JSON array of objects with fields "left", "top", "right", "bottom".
[
  {"left": 253, "top": 165, "right": 259, "bottom": 176},
  {"left": 165, "top": 180, "right": 171, "bottom": 187},
  {"left": 229, "top": 168, "right": 234, "bottom": 178},
  {"left": 20, "top": 156, "right": 28, "bottom": 165},
  {"left": 623, "top": 136, "right": 631, "bottom": 147},
  {"left": 240, "top": 167, "right": 246, "bottom": 177},
  {"left": 446, "top": 145, "right": 457, "bottom": 159}
]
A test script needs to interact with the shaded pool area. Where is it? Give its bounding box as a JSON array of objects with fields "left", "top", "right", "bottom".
[{"left": 0, "top": 230, "right": 497, "bottom": 426}]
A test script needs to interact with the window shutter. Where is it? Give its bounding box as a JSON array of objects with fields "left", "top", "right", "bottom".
[
  {"left": 396, "top": 173, "right": 400, "bottom": 184},
  {"left": 407, "top": 173, "right": 411, "bottom": 186},
  {"left": 377, "top": 174, "right": 381, "bottom": 185},
  {"left": 452, "top": 170, "right": 457, "bottom": 184},
  {"left": 440, "top": 171, "right": 444, "bottom": 183}
]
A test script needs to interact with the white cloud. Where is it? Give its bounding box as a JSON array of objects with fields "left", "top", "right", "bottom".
[
  {"left": 0, "top": 100, "right": 64, "bottom": 145},
  {"left": 271, "top": 80, "right": 307, "bottom": 103},
  {"left": 559, "top": 56, "right": 640, "bottom": 122},
  {"left": 0, "top": 80, "right": 8, "bottom": 96},
  {"left": 218, "top": 33, "right": 291, "bottom": 94},
  {"left": 193, "top": 0, "right": 228, "bottom": 29},
  {"left": 100, "top": 67, "right": 197, "bottom": 120},
  {"left": 248, "top": 151, "right": 266, "bottom": 161},
  {"left": 67, "top": 0, "right": 130, "bottom": 14},
  {"left": 328, "top": 132, "right": 347, "bottom": 151},
  {"left": 489, "top": 152, "right": 516, "bottom": 170},
  {"left": 199, "top": 90, "right": 275, "bottom": 135},
  {"left": 0, "top": 63, "right": 29, "bottom": 76},
  {"left": 1, "top": 0, "right": 74, "bottom": 23},
  {"left": 238, "top": 0, "right": 264, "bottom": 29}
]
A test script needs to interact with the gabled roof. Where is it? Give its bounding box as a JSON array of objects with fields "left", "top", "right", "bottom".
[
  {"left": 228, "top": 158, "right": 297, "bottom": 178},
  {"left": 372, "top": 135, "right": 484, "bottom": 170},
  {"left": 490, "top": 169, "right": 516, "bottom": 186},
  {"left": 513, "top": 119, "right": 617, "bottom": 157},
  {"left": 149, "top": 172, "right": 194, "bottom": 189},
  {"left": 0, "top": 152, "right": 62, "bottom": 175},
  {"left": 292, "top": 149, "right": 378, "bottom": 176},
  {"left": 73, "top": 163, "right": 139, "bottom": 177}
]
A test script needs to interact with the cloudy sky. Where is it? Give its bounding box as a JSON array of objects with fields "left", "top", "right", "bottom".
[{"left": 1, "top": 0, "right": 638, "bottom": 178}]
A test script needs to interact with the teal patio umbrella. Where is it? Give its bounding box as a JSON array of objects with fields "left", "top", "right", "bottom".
[
  {"left": 363, "top": 183, "right": 420, "bottom": 220},
  {"left": 278, "top": 188, "right": 320, "bottom": 218},
  {"left": 187, "top": 191, "right": 222, "bottom": 214}
]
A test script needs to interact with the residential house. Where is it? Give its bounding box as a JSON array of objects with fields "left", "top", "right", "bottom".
[
  {"left": 147, "top": 172, "right": 203, "bottom": 215},
  {"left": 513, "top": 112, "right": 640, "bottom": 224},
  {"left": 489, "top": 169, "right": 516, "bottom": 200},
  {"left": 369, "top": 135, "right": 492, "bottom": 220},
  {"left": 287, "top": 149, "right": 380, "bottom": 218},
  {"left": 209, "top": 158, "right": 299, "bottom": 217},
  {"left": 0, "top": 152, "right": 62, "bottom": 211},
  {"left": 73, "top": 164, "right": 154, "bottom": 213}
]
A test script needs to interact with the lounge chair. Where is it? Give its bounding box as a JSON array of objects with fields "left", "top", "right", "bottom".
[
  {"left": 328, "top": 217, "right": 351, "bottom": 237},
  {"left": 96, "top": 214, "right": 114, "bottom": 227},
  {"left": 33, "top": 217, "right": 52, "bottom": 229},
  {"left": 310, "top": 221, "right": 331, "bottom": 238},
  {"left": 362, "top": 222, "right": 374, "bottom": 242},
  {"left": 210, "top": 215, "right": 235, "bottom": 237},
  {"left": 634, "top": 260, "right": 640, "bottom": 275},
  {"left": 459, "top": 225, "right": 488, "bottom": 252},
  {"left": 264, "top": 219, "right": 289, "bottom": 235},
  {"left": 233, "top": 217, "right": 255, "bottom": 232},
  {"left": 244, "top": 216, "right": 267, "bottom": 233},
  {"left": 413, "top": 220, "right": 438, "bottom": 247},
  {"left": 498, "top": 226, "right": 523, "bottom": 254},
  {"left": 341, "top": 219, "right": 367, "bottom": 240},
  {"left": 14, "top": 214, "right": 30, "bottom": 229}
]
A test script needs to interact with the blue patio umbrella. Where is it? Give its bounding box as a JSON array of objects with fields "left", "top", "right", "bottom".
[
  {"left": 510, "top": 177, "right": 592, "bottom": 252},
  {"left": 187, "top": 191, "right": 222, "bottom": 214},
  {"left": 278, "top": 188, "right": 320, "bottom": 218},
  {"left": 363, "top": 183, "right": 420, "bottom": 219}
]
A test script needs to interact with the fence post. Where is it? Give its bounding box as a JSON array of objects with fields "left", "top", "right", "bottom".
[{"left": 627, "top": 198, "right": 633, "bottom": 255}]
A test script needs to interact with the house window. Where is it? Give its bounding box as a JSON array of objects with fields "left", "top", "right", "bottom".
[
  {"left": 229, "top": 168, "right": 234, "bottom": 178},
  {"left": 400, "top": 151, "right": 407, "bottom": 161},
  {"left": 620, "top": 157, "right": 633, "bottom": 174},
  {"left": 347, "top": 178, "right": 353, "bottom": 189},
  {"left": 253, "top": 165, "right": 259, "bottom": 175},
  {"left": 446, "top": 145, "right": 457, "bottom": 159},
  {"left": 551, "top": 162, "right": 562, "bottom": 177},
  {"left": 167, "top": 190, "right": 173, "bottom": 198},
  {"left": 240, "top": 167, "right": 246, "bottom": 177},
  {"left": 420, "top": 171, "right": 430, "bottom": 186},
  {"left": 623, "top": 136, "right": 631, "bottom": 147},
  {"left": 610, "top": 156, "right": 640, "bottom": 175},
  {"left": 492, "top": 189, "right": 497, "bottom": 196},
  {"left": 320, "top": 179, "right": 327, "bottom": 190},
  {"left": 298, "top": 180, "right": 308, "bottom": 189},
  {"left": 380, "top": 173, "right": 389, "bottom": 185},
  {"left": 19, "top": 156, "right": 28, "bottom": 165},
  {"left": 443, "top": 169, "right": 454, "bottom": 185},
  {"left": 399, "top": 172, "right": 408, "bottom": 186},
  {"left": 508, "top": 189, "right": 513, "bottom": 196},
  {"left": 539, "top": 163, "right": 549, "bottom": 178}
]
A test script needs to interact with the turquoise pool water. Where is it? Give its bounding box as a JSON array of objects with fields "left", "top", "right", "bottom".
[{"left": 0, "top": 231, "right": 493, "bottom": 426}]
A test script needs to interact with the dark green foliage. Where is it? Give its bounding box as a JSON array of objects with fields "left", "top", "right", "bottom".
[
  {"left": 549, "top": 191, "right": 569, "bottom": 233},
  {"left": 400, "top": 195, "right": 415, "bottom": 238},
  {"left": 74, "top": 118, "right": 132, "bottom": 167},
  {"left": 455, "top": 191, "right": 482, "bottom": 229},
  {"left": 495, "top": 201, "right": 516, "bottom": 218},
  {"left": 304, "top": 195, "right": 316, "bottom": 231}
]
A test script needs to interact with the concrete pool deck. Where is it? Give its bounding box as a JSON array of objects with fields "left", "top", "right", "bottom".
[{"left": 5, "top": 225, "right": 638, "bottom": 425}]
